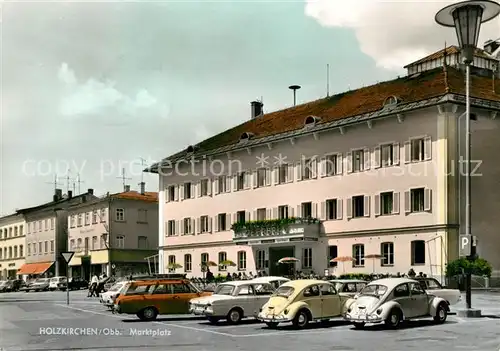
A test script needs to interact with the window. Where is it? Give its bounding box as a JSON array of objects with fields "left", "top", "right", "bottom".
[
  {"left": 200, "top": 179, "right": 209, "bottom": 196},
  {"left": 326, "top": 199, "right": 338, "bottom": 220},
  {"left": 237, "top": 251, "right": 246, "bottom": 270},
  {"left": 353, "top": 244, "right": 365, "bottom": 267},
  {"left": 168, "top": 255, "right": 176, "bottom": 272},
  {"left": 200, "top": 216, "right": 209, "bottom": 233},
  {"left": 33, "top": 243, "right": 37, "bottom": 254},
  {"left": 116, "top": 235, "right": 125, "bottom": 249},
  {"left": 85, "top": 212, "right": 90, "bottom": 225},
  {"left": 77, "top": 214, "right": 82, "bottom": 227},
  {"left": 201, "top": 253, "right": 209, "bottom": 267},
  {"left": 153, "top": 284, "right": 168, "bottom": 294},
  {"left": 278, "top": 205, "right": 288, "bottom": 219},
  {"left": 352, "top": 195, "right": 365, "bottom": 218},
  {"left": 236, "top": 172, "right": 245, "bottom": 190},
  {"left": 138, "top": 236, "right": 147, "bottom": 249},
  {"left": 352, "top": 149, "right": 364, "bottom": 172},
  {"left": 236, "top": 211, "right": 246, "bottom": 224},
  {"left": 84, "top": 237, "right": 89, "bottom": 252},
  {"left": 92, "top": 236, "right": 98, "bottom": 250},
  {"left": 38, "top": 242, "right": 42, "bottom": 254},
  {"left": 301, "top": 202, "right": 312, "bottom": 218},
  {"left": 19, "top": 245, "right": 23, "bottom": 257},
  {"left": 168, "top": 185, "right": 176, "bottom": 201},
  {"left": 70, "top": 239, "right": 75, "bottom": 250},
  {"left": 184, "top": 254, "right": 192, "bottom": 272},
  {"left": 278, "top": 164, "right": 288, "bottom": 184},
  {"left": 411, "top": 240, "right": 426, "bottom": 265},
  {"left": 171, "top": 283, "right": 191, "bottom": 294},
  {"left": 409, "top": 282, "right": 425, "bottom": 295},
  {"left": 217, "top": 213, "right": 227, "bottom": 231},
  {"left": 380, "top": 192, "right": 393, "bottom": 215},
  {"left": 138, "top": 209, "right": 147, "bottom": 223},
  {"left": 100, "top": 209, "right": 106, "bottom": 222},
  {"left": 27, "top": 244, "right": 31, "bottom": 256},
  {"left": 410, "top": 188, "right": 425, "bottom": 212},
  {"left": 184, "top": 182, "right": 192, "bottom": 199},
  {"left": 183, "top": 218, "right": 193, "bottom": 235},
  {"left": 302, "top": 248, "right": 312, "bottom": 268},
  {"left": 44, "top": 219, "right": 48, "bottom": 230},
  {"left": 257, "top": 168, "right": 267, "bottom": 187},
  {"left": 27, "top": 223, "right": 30, "bottom": 234},
  {"left": 381, "top": 144, "right": 394, "bottom": 166},
  {"left": 328, "top": 245, "right": 338, "bottom": 267},
  {"left": 302, "top": 158, "right": 316, "bottom": 180},
  {"left": 38, "top": 221, "right": 42, "bottom": 232},
  {"left": 411, "top": 138, "right": 425, "bottom": 161},
  {"left": 14, "top": 246, "right": 18, "bottom": 257},
  {"left": 238, "top": 285, "right": 254, "bottom": 296},
  {"left": 218, "top": 251, "right": 227, "bottom": 271},
  {"left": 100, "top": 234, "right": 107, "bottom": 248},
  {"left": 50, "top": 240, "right": 54, "bottom": 252},
  {"left": 256, "top": 208, "right": 267, "bottom": 221},
  {"left": 92, "top": 210, "right": 98, "bottom": 224},
  {"left": 218, "top": 176, "right": 227, "bottom": 193},
  {"left": 256, "top": 250, "right": 265, "bottom": 269},
  {"left": 394, "top": 284, "right": 410, "bottom": 298},
  {"left": 325, "top": 154, "right": 337, "bottom": 176},
  {"left": 9, "top": 247, "right": 12, "bottom": 258},
  {"left": 115, "top": 209, "right": 125, "bottom": 221},
  {"left": 14, "top": 227, "right": 18, "bottom": 236},
  {"left": 167, "top": 220, "right": 176, "bottom": 236},
  {"left": 320, "top": 284, "right": 337, "bottom": 296},
  {"left": 381, "top": 242, "right": 394, "bottom": 266},
  {"left": 19, "top": 225, "right": 23, "bottom": 236}
]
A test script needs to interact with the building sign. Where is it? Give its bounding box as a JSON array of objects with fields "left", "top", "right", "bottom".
[
  {"left": 80, "top": 228, "right": 95, "bottom": 234},
  {"left": 275, "top": 238, "right": 290, "bottom": 243},
  {"left": 288, "top": 227, "right": 305, "bottom": 234}
]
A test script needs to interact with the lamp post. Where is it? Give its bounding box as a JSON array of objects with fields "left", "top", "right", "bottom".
[{"left": 436, "top": 0, "right": 500, "bottom": 314}]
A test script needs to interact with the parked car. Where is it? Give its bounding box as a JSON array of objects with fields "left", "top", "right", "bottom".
[
  {"left": 25, "top": 278, "right": 50, "bottom": 292},
  {"left": 100, "top": 281, "right": 129, "bottom": 309},
  {"left": 250, "top": 276, "right": 290, "bottom": 290},
  {"left": 113, "top": 278, "right": 212, "bottom": 321},
  {"left": 343, "top": 278, "right": 449, "bottom": 329},
  {"left": 414, "top": 277, "right": 461, "bottom": 305},
  {"left": 67, "top": 277, "right": 88, "bottom": 290},
  {"left": 49, "top": 276, "right": 68, "bottom": 291},
  {"left": 189, "top": 281, "right": 275, "bottom": 324},
  {"left": 329, "top": 279, "right": 367, "bottom": 297},
  {"left": 0, "top": 281, "right": 7, "bottom": 292},
  {"left": 0, "top": 280, "right": 25, "bottom": 292},
  {"left": 257, "top": 279, "right": 349, "bottom": 329}
]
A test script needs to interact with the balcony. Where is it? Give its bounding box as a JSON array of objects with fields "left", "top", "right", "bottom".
[{"left": 232, "top": 217, "right": 320, "bottom": 245}]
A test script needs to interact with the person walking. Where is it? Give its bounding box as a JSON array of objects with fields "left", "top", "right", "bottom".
[{"left": 88, "top": 274, "right": 98, "bottom": 297}]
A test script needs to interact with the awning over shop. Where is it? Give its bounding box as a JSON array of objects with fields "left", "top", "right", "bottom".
[{"left": 17, "top": 262, "right": 54, "bottom": 275}]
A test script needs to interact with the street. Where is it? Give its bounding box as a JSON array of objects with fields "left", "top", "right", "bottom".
[{"left": 0, "top": 290, "right": 500, "bottom": 351}]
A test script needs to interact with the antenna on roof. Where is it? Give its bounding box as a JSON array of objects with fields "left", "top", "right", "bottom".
[
  {"left": 63, "top": 169, "right": 74, "bottom": 194},
  {"left": 326, "top": 64, "right": 330, "bottom": 97},
  {"left": 46, "top": 174, "right": 63, "bottom": 191},
  {"left": 73, "top": 173, "right": 85, "bottom": 194},
  {"left": 288, "top": 85, "right": 301, "bottom": 106},
  {"left": 138, "top": 157, "right": 148, "bottom": 184},
  {"left": 117, "top": 168, "right": 132, "bottom": 191}
]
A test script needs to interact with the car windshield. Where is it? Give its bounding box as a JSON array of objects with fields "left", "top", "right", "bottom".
[
  {"left": 359, "top": 284, "right": 387, "bottom": 297},
  {"left": 214, "top": 284, "right": 235, "bottom": 295},
  {"left": 124, "top": 284, "right": 152, "bottom": 295},
  {"left": 274, "top": 286, "right": 294, "bottom": 298},
  {"left": 109, "top": 283, "right": 124, "bottom": 291},
  {"left": 425, "top": 279, "right": 442, "bottom": 289},
  {"left": 254, "top": 283, "right": 274, "bottom": 295}
]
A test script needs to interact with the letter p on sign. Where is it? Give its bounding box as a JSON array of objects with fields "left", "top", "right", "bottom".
[{"left": 459, "top": 234, "right": 472, "bottom": 257}]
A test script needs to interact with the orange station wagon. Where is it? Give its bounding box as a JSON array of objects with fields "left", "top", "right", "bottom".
[{"left": 113, "top": 278, "right": 212, "bottom": 321}]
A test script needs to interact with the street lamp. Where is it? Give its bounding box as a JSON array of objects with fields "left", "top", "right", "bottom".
[{"left": 436, "top": 0, "right": 500, "bottom": 314}]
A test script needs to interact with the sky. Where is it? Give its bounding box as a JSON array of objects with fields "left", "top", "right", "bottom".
[{"left": 1, "top": 0, "right": 500, "bottom": 215}]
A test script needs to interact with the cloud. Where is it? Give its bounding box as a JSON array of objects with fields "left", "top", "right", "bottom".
[
  {"left": 305, "top": 0, "right": 500, "bottom": 71},
  {"left": 57, "top": 62, "right": 167, "bottom": 121}
]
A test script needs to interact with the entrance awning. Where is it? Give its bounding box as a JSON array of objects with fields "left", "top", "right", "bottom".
[{"left": 17, "top": 262, "right": 54, "bottom": 275}]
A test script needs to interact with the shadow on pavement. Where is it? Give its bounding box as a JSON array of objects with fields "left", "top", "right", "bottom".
[
  {"left": 262, "top": 320, "right": 350, "bottom": 331},
  {"left": 349, "top": 319, "right": 458, "bottom": 331},
  {"left": 122, "top": 316, "right": 206, "bottom": 323}
]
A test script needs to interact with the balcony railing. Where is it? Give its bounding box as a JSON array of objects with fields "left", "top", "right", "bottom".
[{"left": 232, "top": 217, "right": 320, "bottom": 244}]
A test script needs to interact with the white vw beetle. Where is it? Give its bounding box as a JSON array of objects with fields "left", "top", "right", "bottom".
[
  {"left": 189, "top": 281, "right": 275, "bottom": 324},
  {"left": 414, "top": 277, "right": 461, "bottom": 306},
  {"left": 100, "top": 281, "right": 128, "bottom": 309},
  {"left": 344, "top": 278, "right": 449, "bottom": 329}
]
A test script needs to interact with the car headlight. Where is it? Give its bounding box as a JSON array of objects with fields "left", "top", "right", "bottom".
[
  {"left": 376, "top": 308, "right": 382, "bottom": 315},
  {"left": 347, "top": 308, "right": 351, "bottom": 313},
  {"left": 284, "top": 309, "right": 289, "bottom": 315}
]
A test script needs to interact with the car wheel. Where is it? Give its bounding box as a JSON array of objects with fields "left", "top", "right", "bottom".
[
  {"left": 385, "top": 308, "right": 402, "bottom": 329},
  {"left": 207, "top": 317, "right": 220, "bottom": 324},
  {"left": 292, "top": 309, "right": 310, "bottom": 329},
  {"left": 433, "top": 303, "right": 448, "bottom": 324},
  {"left": 353, "top": 322, "right": 365, "bottom": 329},
  {"left": 139, "top": 307, "right": 158, "bottom": 321},
  {"left": 266, "top": 322, "right": 279, "bottom": 329},
  {"left": 227, "top": 308, "right": 243, "bottom": 324}
]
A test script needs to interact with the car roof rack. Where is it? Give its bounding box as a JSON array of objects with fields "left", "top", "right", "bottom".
[{"left": 127, "top": 274, "right": 187, "bottom": 281}]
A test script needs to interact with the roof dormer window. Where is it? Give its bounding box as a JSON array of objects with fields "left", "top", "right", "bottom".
[
  {"left": 304, "top": 115, "right": 320, "bottom": 127},
  {"left": 186, "top": 145, "right": 195, "bottom": 153},
  {"left": 239, "top": 132, "right": 254, "bottom": 142},
  {"left": 383, "top": 95, "right": 399, "bottom": 108}
]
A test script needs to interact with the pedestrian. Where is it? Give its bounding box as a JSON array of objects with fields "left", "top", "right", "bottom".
[{"left": 88, "top": 274, "right": 98, "bottom": 297}]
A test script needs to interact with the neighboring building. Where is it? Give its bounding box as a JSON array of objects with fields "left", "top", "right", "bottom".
[
  {"left": 17, "top": 189, "right": 98, "bottom": 277},
  {"left": 147, "top": 44, "right": 500, "bottom": 281},
  {"left": 66, "top": 183, "right": 159, "bottom": 279},
  {"left": 0, "top": 213, "right": 26, "bottom": 279}
]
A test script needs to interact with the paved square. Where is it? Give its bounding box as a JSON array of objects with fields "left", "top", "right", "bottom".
[{"left": 1, "top": 290, "right": 500, "bottom": 350}]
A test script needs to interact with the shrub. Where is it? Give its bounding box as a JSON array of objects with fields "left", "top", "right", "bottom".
[{"left": 445, "top": 257, "right": 492, "bottom": 278}]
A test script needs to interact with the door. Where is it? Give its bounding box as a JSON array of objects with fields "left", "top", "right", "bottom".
[
  {"left": 147, "top": 284, "right": 175, "bottom": 315},
  {"left": 408, "top": 282, "right": 429, "bottom": 317},
  {"left": 319, "top": 283, "right": 341, "bottom": 317},
  {"left": 167, "top": 282, "right": 200, "bottom": 314},
  {"left": 254, "top": 283, "right": 274, "bottom": 314},
  {"left": 392, "top": 283, "right": 414, "bottom": 318},
  {"left": 235, "top": 285, "right": 256, "bottom": 316},
  {"left": 269, "top": 247, "right": 294, "bottom": 276},
  {"left": 302, "top": 284, "right": 322, "bottom": 319}
]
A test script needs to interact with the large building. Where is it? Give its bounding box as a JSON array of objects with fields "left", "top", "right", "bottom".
[
  {"left": 66, "top": 183, "right": 159, "bottom": 279},
  {"left": 147, "top": 44, "right": 500, "bottom": 281},
  {"left": 0, "top": 213, "right": 26, "bottom": 279}
]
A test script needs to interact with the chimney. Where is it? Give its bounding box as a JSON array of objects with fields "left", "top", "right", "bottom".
[
  {"left": 124, "top": 185, "right": 131, "bottom": 192},
  {"left": 53, "top": 188, "right": 63, "bottom": 202},
  {"left": 484, "top": 39, "right": 500, "bottom": 54},
  {"left": 67, "top": 190, "right": 73, "bottom": 199},
  {"left": 140, "top": 182, "right": 145, "bottom": 195},
  {"left": 87, "top": 188, "right": 94, "bottom": 195},
  {"left": 250, "top": 101, "right": 263, "bottom": 119}
]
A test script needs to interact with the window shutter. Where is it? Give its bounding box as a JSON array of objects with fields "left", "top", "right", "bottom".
[
  {"left": 265, "top": 168, "right": 272, "bottom": 186},
  {"left": 252, "top": 170, "right": 258, "bottom": 188},
  {"left": 312, "top": 203, "right": 318, "bottom": 218},
  {"left": 244, "top": 172, "right": 250, "bottom": 189},
  {"left": 273, "top": 207, "right": 278, "bottom": 219},
  {"left": 231, "top": 175, "right": 237, "bottom": 191},
  {"left": 174, "top": 186, "right": 179, "bottom": 201},
  {"left": 363, "top": 148, "right": 371, "bottom": 170},
  {"left": 424, "top": 136, "right": 432, "bottom": 160},
  {"left": 404, "top": 191, "right": 411, "bottom": 213},
  {"left": 336, "top": 154, "right": 343, "bottom": 175},
  {"left": 392, "top": 192, "right": 400, "bottom": 214},
  {"left": 393, "top": 143, "right": 400, "bottom": 165},
  {"left": 165, "top": 222, "right": 169, "bottom": 236},
  {"left": 288, "top": 205, "right": 294, "bottom": 217},
  {"left": 296, "top": 205, "right": 302, "bottom": 218},
  {"left": 336, "top": 199, "right": 343, "bottom": 220},
  {"left": 320, "top": 157, "right": 327, "bottom": 177},
  {"left": 266, "top": 208, "right": 272, "bottom": 220},
  {"left": 374, "top": 194, "right": 380, "bottom": 216},
  {"left": 373, "top": 146, "right": 381, "bottom": 168},
  {"left": 208, "top": 217, "right": 213, "bottom": 233},
  {"left": 191, "top": 183, "right": 196, "bottom": 198},
  {"left": 175, "top": 220, "right": 180, "bottom": 235},
  {"left": 191, "top": 218, "right": 196, "bottom": 234},
  {"left": 320, "top": 201, "right": 326, "bottom": 220},
  {"left": 232, "top": 213, "right": 237, "bottom": 225},
  {"left": 311, "top": 158, "right": 317, "bottom": 178},
  {"left": 225, "top": 176, "right": 231, "bottom": 193},
  {"left": 180, "top": 219, "right": 185, "bottom": 235},
  {"left": 207, "top": 180, "right": 212, "bottom": 196},
  {"left": 245, "top": 211, "right": 251, "bottom": 222},
  {"left": 364, "top": 195, "right": 370, "bottom": 217},
  {"left": 253, "top": 210, "right": 258, "bottom": 221},
  {"left": 404, "top": 141, "right": 411, "bottom": 164},
  {"left": 346, "top": 198, "right": 353, "bottom": 219},
  {"left": 165, "top": 187, "right": 170, "bottom": 202},
  {"left": 424, "top": 188, "right": 432, "bottom": 211},
  {"left": 196, "top": 217, "right": 201, "bottom": 233},
  {"left": 272, "top": 167, "right": 279, "bottom": 185},
  {"left": 214, "top": 177, "right": 219, "bottom": 195},
  {"left": 287, "top": 164, "right": 294, "bottom": 182},
  {"left": 296, "top": 162, "right": 302, "bottom": 181},
  {"left": 213, "top": 216, "right": 219, "bottom": 232},
  {"left": 179, "top": 184, "right": 185, "bottom": 200},
  {"left": 346, "top": 152, "right": 353, "bottom": 173}
]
